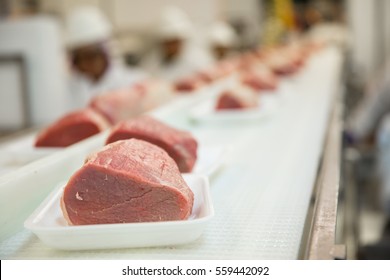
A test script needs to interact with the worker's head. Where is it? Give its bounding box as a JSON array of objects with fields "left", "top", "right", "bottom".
[
  {"left": 160, "top": 38, "right": 183, "bottom": 61},
  {"left": 71, "top": 43, "right": 109, "bottom": 82},
  {"left": 157, "top": 6, "right": 192, "bottom": 61},
  {"left": 65, "top": 6, "right": 112, "bottom": 81},
  {"left": 304, "top": 6, "right": 323, "bottom": 27},
  {"left": 209, "top": 22, "right": 236, "bottom": 60}
]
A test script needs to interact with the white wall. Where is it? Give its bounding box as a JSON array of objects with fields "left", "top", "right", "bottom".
[
  {"left": 40, "top": 0, "right": 101, "bottom": 18},
  {"left": 0, "top": 17, "right": 68, "bottom": 125},
  {"left": 38, "top": 0, "right": 263, "bottom": 40},
  {"left": 110, "top": 0, "right": 217, "bottom": 30},
  {"left": 39, "top": 0, "right": 220, "bottom": 54},
  {"left": 0, "top": 61, "right": 26, "bottom": 130},
  {"left": 220, "top": 0, "right": 262, "bottom": 47},
  {"left": 385, "top": 0, "right": 390, "bottom": 64},
  {"left": 346, "top": 0, "right": 390, "bottom": 82},
  {"left": 40, "top": 0, "right": 218, "bottom": 31},
  {"left": 347, "top": 0, "right": 378, "bottom": 82}
]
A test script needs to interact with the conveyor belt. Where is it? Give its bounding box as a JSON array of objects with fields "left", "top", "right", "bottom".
[{"left": 0, "top": 47, "right": 343, "bottom": 259}]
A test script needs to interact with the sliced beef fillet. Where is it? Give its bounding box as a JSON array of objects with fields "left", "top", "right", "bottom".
[
  {"left": 35, "top": 109, "right": 110, "bottom": 147},
  {"left": 139, "top": 79, "right": 174, "bottom": 111},
  {"left": 240, "top": 65, "right": 278, "bottom": 91},
  {"left": 197, "top": 66, "right": 223, "bottom": 83},
  {"left": 216, "top": 59, "right": 239, "bottom": 76},
  {"left": 106, "top": 116, "right": 198, "bottom": 173},
  {"left": 174, "top": 76, "right": 203, "bottom": 92},
  {"left": 238, "top": 53, "right": 260, "bottom": 70},
  {"left": 216, "top": 86, "right": 259, "bottom": 110},
  {"left": 265, "top": 50, "right": 300, "bottom": 76},
  {"left": 89, "top": 85, "right": 146, "bottom": 125},
  {"left": 61, "top": 139, "right": 194, "bottom": 225}
]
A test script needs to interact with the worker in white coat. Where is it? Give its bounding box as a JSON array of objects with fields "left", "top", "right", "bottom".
[
  {"left": 377, "top": 114, "right": 390, "bottom": 214},
  {"left": 347, "top": 59, "right": 390, "bottom": 225},
  {"left": 374, "top": 66, "right": 390, "bottom": 216},
  {"left": 143, "top": 6, "right": 212, "bottom": 81},
  {"left": 208, "top": 21, "right": 236, "bottom": 61},
  {"left": 65, "top": 6, "right": 147, "bottom": 110},
  {"left": 347, "top": 62, "right": 390, "bottom": 143}
]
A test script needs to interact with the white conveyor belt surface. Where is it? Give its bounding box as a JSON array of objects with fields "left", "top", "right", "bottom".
[{"left": 0, "top": 47, "right": 342, "bottom": 259}]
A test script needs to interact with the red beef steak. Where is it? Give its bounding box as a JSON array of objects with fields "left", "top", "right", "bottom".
[
  {"left": 61, "top": 139, "right": 194, "bottom": 225},
  {"left": 106, "top": 116, "right": 198, "bottom": 172},
  {"left": 174, "top": 76, "right": 203, "bottom": 92},
  {"left": 35, "top": 109, "right": 110, "bottom": 147},
  {"left": 216, "top": 87, "right": 259, "bottom": 110},
  {"left": 89, "top": 86, "right": 146, "bottom": 125}
]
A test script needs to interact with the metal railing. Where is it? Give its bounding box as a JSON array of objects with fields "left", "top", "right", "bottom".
[{"left": 304, "top": 93, "right": 346, "bottom": 260}]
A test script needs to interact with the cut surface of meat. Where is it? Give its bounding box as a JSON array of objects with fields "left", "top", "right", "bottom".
[
  {"left": 106, "top": 116, "right": 198, "bottom": 173},
  {"left": 264, "top": 48, "right": 302, "bottom": 76},
  {"left": 216, "top": 87, "right": 259, "bottom": 111},
  {"left": 240, "top": 65, "right": 278, "bottom": 91},
  {"left": 35, "top": 109, "right": 110, "bottom": 147},
  {"left": 139, "top": 79, "right": 174, "bottom": 111},
  {"left": 61, "top": 139, "right": 194, "bottom": 225},
  {"left": 89, "top": 86, "right": 146, "bottom": 125},
  {"left": 215, "top": 60, "right": 238, "bottom": 76},
  {"left": 196, "top": 66, "right": 223, "bottom": 83},
  {"left": 174, "top": 76, "right": 203, "bottom": 92}
]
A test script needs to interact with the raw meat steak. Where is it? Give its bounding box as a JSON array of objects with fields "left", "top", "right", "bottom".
[
  {"left": 35, "top": 109, "right": 109, "bottom": 147},
  {"left": 61, "top": 139, "right": 194, "bottom": 225},
  {"left": 139, "top": 79, "right": 174, "bottom": 111},
  {"left": 174, "top": 76, "right": 203, "bottom": 92},
  {"left": 216, "top": 86, "right": 259, "bottom": 110},
  {"left": 89, "top": 85, "right": 146, "bottom": 125},
  {"left": 240, "top": 65, "right": 278, "bottom": 91},
  {"left": 264, "top": 47, "right": 302, "bottom": 76},
  {"left": 197, "top": 66, "right": 223, "bottom": 83},
  {"left": 106, "top": 116, "right": 198, "bottom": 172}
]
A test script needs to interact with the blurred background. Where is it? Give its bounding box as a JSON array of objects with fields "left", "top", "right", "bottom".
[
  {"left": 2, "top": 0, "right": 387, "bottom": 132},
  {"left": 0, "top": 0, "right": 390, "bottom": 259}
]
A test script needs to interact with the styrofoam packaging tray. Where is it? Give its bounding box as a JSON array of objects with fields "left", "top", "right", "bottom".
[
  {"left": 0, "top": 133, "right": 61, "bottom": 171},
  {"left": 191, "top": 145, "right": 227, "bottom": 176},
  {"left": 0, "top": 148, "right": 62, "bottom": 178},
  {"left": 175, "top": 75, "right": 237, "bottom": 96},
  {"left": 1, "top": 147, "right": 61, "bottom": 167},
  {"left": 24, "top": 174, "right": 213, "bottom": 250},
  {"left": 189, "top": 94, "right": 279, "bottom": 123}
]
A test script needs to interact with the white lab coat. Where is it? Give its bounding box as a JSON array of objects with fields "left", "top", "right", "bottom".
[
  {"left": 347, "top": 62, "right": 390, "bottom": 141},
  {"left": 67, "top": 61, "right": 147, "bottom": 110},
  {"left": 377, "top": 114, "right": 390, "bottom": 214},
  {"left": 143, "top": 42, "right": 213, "bottom": 82},
  {"left": 352, "top": 61, "right": 390, "bottom": 215}
]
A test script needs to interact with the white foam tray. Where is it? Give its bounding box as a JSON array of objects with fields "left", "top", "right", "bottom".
[
  {"left": 189, "top": 94, "right": 280, "bottom": 123},
  {"left": 0, "top": 134, "right": 61, "bottom": 175},
  {"left": 25, "top": 174, "right": 213, "bottom": 250}
]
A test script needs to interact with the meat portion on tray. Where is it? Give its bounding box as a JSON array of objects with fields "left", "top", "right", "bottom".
[
  {"left": 35, "top": 108, "right": 110, "bottom": 148},
  {"left": 262, "top": 46, "right": 305, "bottom": 76},
  {"left": 215, "top": 86, "right": 259, "bottom": 110},
  {"left": 240, "top": 65, "right": 279, "bottom": 91},
  {"left": 174, "top": 76, "right": 203, "bottom": 92},
  {"left": 89, "top": 85, "right": 146, "bottom": 125},
  {"left": 89, "top": 80, "right": 173, "bottom": 125},
  {"left": 106, "top": 116, "right": 198, "bottom": 173},
  {"left": 61, "top": 139, "right": 194, "bottom": 225}
]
